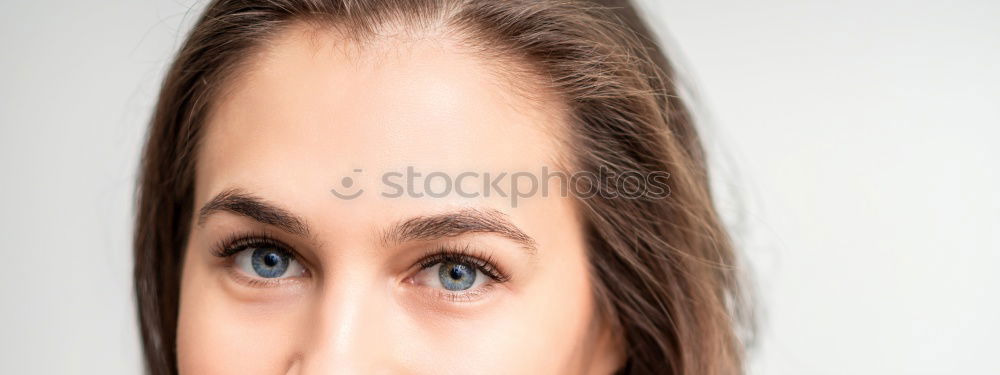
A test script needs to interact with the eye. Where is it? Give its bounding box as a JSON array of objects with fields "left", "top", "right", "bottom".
[
  {"left": 411, "top": 251, "right": 507, "bottom": 293},
  {"left": 233, "top": 246, "right": 306, "bottom": 279}
]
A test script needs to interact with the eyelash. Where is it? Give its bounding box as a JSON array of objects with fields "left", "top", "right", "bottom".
[
  {"left": 414, "top": 244, "right": 511, "bottom": 283},
  {"left": 211, "top": 232, "right": 511, "bottom": 285},
  {"left": 211, "top": 230, "right": 291, "bottom": 259}
]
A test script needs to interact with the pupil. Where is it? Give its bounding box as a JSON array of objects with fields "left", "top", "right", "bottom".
[
  {"left": 263, "top": 252, "right": 280, "bottom": 267},
  {"left": 449, "top": 266, "right": 466, "bottom": 280}
]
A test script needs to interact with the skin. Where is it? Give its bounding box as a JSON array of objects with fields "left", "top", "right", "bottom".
[{"left": 177, "top": 23, "right": 622, "bottom": 374}]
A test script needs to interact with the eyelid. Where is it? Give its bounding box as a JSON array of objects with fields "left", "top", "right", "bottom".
[
  {"left": 427, "top": 283, "right": 497, "bottom": 303},
  {"left": 225, "top": 266, "right": 302, "bottom": 288}
]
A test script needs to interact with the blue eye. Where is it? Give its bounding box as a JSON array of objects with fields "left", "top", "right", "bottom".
[
  {"left": 412, "top": 251, "right": 504, "bottom": 294},
  {"left": 251, "top": 248, "right": 291, "bottom": 278},
  {"left": 438, "top": 261, "right": 477, "bottom": 291},
  {"left": 234, "top": 246, "right": 305, "bottom": 280}
]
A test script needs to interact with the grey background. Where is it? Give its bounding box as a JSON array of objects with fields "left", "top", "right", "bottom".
[{"left": 1, "top": 0, "right": 997, "bottom": 373}]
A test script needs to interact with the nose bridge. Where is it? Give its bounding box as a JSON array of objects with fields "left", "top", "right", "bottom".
[{"left": 296, "top": 270, "right": 388, "bottom": 374}]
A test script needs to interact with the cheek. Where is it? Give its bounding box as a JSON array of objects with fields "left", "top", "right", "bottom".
[
  {"left": 514, "top": 248, "right": 598, "bottom": 372},
  {"left": 176, "top": 249, "right": 306, "bottom": 375},
  {"left": 406, "top": 249, "right": 596, "bottom": 374},
  {"left": 403, "top": 214, "right": 597, "bottom": 373}
]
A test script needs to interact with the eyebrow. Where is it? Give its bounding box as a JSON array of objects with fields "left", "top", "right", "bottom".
[
  {"left": 381, "top": 208, "right": 538, "bottom": 254},
  {"left": 199, "top": 189, "right": 536, "bottom": 253},
  {"left": 197, "top": 188, "right": 311, "bottom": 236}
]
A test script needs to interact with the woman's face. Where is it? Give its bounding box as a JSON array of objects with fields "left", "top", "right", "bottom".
[{"left": 177, "top": 25, "right": 621, "bottom": 374}]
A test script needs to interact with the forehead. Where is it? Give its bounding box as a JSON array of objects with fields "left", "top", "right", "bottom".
[{"left": 195, "top": 24, "right": 568, "bottom": 218}]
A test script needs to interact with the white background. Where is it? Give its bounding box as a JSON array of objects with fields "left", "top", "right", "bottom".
[{"left": 1, "top": 0, "right": 996, "bottom": 373}]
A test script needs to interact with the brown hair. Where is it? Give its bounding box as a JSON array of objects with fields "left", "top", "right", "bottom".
[{"left": 135, "top": 0, "right": 753, "bottom": 374}]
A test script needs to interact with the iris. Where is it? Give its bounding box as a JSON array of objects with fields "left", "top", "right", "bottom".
[
  {"left": 250, "top": 247, "right": 291, "bottom": 278},
  {"left": 438, "top": 261, "right": 477, "bottom": 291}
]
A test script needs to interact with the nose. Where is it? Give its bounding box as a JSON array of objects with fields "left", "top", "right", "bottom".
[{"left": 291, "top": 275, "right": 393, "bottom": 375}]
